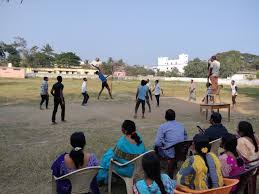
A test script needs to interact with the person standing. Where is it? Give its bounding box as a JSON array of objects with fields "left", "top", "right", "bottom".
[
  {"left": 152, "top": 80, "right": 163, "bottom": 107},
  {"left": 231, "top": 80, "right": 238, "bottom": 109},
  {"left": 145, "top": 79, "right": 152, "bottom": 112},
  {"left": 40, "top": 76, "right": 49, "bottom": 109},
  {"left": 208, "top": 56, "right": 220, "bottom": 94},
  {"left": 134, "top": 80, "right": 148, "bottom": 119},
  {"left": 92, "top": 65, "right": 113, "bottom": 100},
  {"left": 51, "top": 76, "right": 65, "bottom": 124},
  {"left": 188, "top": 79, "right": 196, "bottom": 101},
  {"left": 81, "top": 78, "right": 89, "bottom": 106}
]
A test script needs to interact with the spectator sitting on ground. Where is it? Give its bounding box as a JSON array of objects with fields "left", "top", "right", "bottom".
[
  {"left": 236, "top": 121, "right": 259, "bottom": 165},
  {"left": 177, "top": 133, "right": 223, "bottom": 190},
  {"left": 51, "top": 132, "right": 100, "bottom": 194},
  {"left": 154, "top": 109, "right": 187, "bottom": 159},
  {"left": 97, "top": 120, "right": 145, "bottom": 184},
  {"left": 133, "top": 152, "right": 176, "bottom": 194},
  {"left": 204, "top": 112, "right": 228, "bottom": 141}
]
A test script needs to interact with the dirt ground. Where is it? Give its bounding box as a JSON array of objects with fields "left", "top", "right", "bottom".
[{"left": 0, "top": 96, "right": 258, "bottom": 194}]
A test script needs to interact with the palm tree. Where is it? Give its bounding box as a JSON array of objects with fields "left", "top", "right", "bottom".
[{"left": 41, "top": 44, "right": 54, "bottom": 56}]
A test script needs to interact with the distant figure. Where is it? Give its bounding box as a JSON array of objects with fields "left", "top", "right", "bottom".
[
  {"left": 204, "top": 112, "right": 228, "bottom": 141},
  {"left": 40, "top": 76, "right": 49, "bottom": 109},
  {"left": 188, "top": 79, "right": 196, "bottom": 102},
  {"left": 152, "top": 80, "right": 163, "bottom": 107},
  {"left": 134, "top": 80, "right": 148, "bottom": 119},
  {"left": 92, "top": 65, "right": 113, "bottom": 100},
  {"left": 133, "top": 152, "right": 176, "bottom": 194},
  {"left": 202, "top": 82, "right": 214, "bottom": 104},
  {"left": 81, "top": 78, "right": 89, "bottom": 106},
  {"left": 231, "top": 80, "right": 238, "bottom": 109},
  {"left": 155, "top": 109, "right": 187, "bottom": 159},
  {"left": 51, "top": 132, "right": 100, "bottom": 194},
  {"left": 51, "top": 76, "right": 65, "bottom": 124},
  {"left": 145, "top": 79, "right": 152, "bottom": 112},
  {"left": 208, "top": 56, "right": 220, "bottom": 94}
]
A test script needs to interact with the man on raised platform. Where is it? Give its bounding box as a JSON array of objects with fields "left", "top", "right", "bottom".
[{"left": 204, "top": 112, "right": 228, "bottom": 141}]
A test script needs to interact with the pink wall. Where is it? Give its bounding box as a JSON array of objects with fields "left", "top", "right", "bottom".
[
  {"left": 0, "top": 67, "right": 25, "bottom": 78},
  {"left": 113, "top": 71, "right": 126, "bottom": 77}
]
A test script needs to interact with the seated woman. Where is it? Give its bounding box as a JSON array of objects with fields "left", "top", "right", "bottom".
[
  {"left": 176, "top": 133, "right": 223, "bottom": 190},
  {"left": 219, "top": 133, "right": 245, "bottom": 177},
  {"left": 51, "top": 132, "right": 99, "bottom": 194},
  {"left": 97, "top": 120, "right": 145, "bottom": 183},
  {"left": 236, "top": 121, "right": 259, "bottom": 165},
  {"left": 133, "top": 152, "right": 176, "bottom": 194}
]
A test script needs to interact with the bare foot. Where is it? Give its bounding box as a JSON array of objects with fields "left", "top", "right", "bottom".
[{"left": 52, "top": 122, "right": 57, "bottom": 125}]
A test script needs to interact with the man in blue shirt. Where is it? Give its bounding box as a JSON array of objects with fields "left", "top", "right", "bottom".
[
  {"left": 134, "top": 80, "right": 148, "bottom": 119},
  {"left": 154, "top": 109, "right": 187, "bottom": 159},
  {"left": 92, "top": 65, "right": 113, "bottom": 100}
]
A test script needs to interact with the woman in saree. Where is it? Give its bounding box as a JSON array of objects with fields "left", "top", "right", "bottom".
[
  {"left": 236, "top": 121, "right": 259, "bottom": 165},
  {"left": 176, "top": 133, "right": 223, "bottom": 190},
  {"left": 97, "top": 120, "right": 146, "bottom": 183}
]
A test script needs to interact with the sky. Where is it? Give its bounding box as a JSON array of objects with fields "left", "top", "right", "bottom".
[{"left": 0, "top": 0, "right": 259, "bottom": 65}]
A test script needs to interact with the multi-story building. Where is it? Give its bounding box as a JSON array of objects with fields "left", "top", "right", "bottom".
[{"left": 155, "top": 54, "right": 188, "bottom": 74}]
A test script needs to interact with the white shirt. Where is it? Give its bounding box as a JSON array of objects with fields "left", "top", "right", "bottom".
[
  {"left": 146, "top": 82, "right": 151, "bottom": 90},
  {"left": 209, "top": 60, "right": 220, "bottom": 77},
  {"left": 231, "top": 84, "right": 237, "bottom": 96},
  {"left": 189, "top": 83, "right": 196, "bottom": 92},
  {"left": 81, "top": 81, "right": 87, "bottom": 93},
  {"left": 40, "top": 80, "right": 48, "bottom": 95},
  {"left": 154, "top": 84, "right": 161, "bottom": 95}
]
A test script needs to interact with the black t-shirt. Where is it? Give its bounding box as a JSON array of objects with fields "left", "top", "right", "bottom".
[
  {"left": 52, "top": 82, "right": 64, "bottom": 99},
  {"left": 204, "top": 123, "right": 228, "bottom": 141}
]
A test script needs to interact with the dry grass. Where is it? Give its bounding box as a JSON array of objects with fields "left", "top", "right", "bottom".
[{"left": 0, "top": 78, "right": 258, "bottom": 194}]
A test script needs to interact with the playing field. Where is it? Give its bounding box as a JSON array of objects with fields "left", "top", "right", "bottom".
[{"left": 0, "top": 78, "right": 258, "bottom": 193}]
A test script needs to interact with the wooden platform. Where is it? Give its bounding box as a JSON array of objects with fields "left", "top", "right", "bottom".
[{"left": 200, "top": 103, "right": 231, "bottom": 121}]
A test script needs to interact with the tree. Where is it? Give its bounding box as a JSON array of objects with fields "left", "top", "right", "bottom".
[
  {"left": 32, "top": 52, "right": 53, "bottom": 67},
  {"left": 55, "top": 52, "right": 81, "bottom": 67},
  {"left": 184, "top": 58, "right": 207, "bottom": 78},
  {"left": 41, "top": 43, "right": 55, "bottom": 56}
]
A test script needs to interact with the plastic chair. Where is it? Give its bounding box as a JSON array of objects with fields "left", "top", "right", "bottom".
[
  {"left": 52, "top": 166, "right": 103, "bottom": 194},
  {"left": 227, "top": 162, "right": 259, "bottom": 194},
  {"left": 108, "top": 150, "right": 154, "bottom": 194},
  {"left": 175, "top": 178, "right": 239, "bottom": 194},
  {"left": 209, "top": 138, "right": 222, "bottom": 156},
  {"left": 161, "top": 140, "right": 193, "bottom": 178}
]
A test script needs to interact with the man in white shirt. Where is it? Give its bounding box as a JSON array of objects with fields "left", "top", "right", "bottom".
[
  {"left": 81, "top": 78, "right": 89, "bottom": 106},
  {"left": 188, "top": 79, "right": 196, "bottom": 101},
  {"left": 208, "top": 56, "right": 220, "bottom": 94},
  {"left": 152, "top": 80, "right": 163, "bottom": 107},
  {"left": 40, "top": 77, "right": 49, "bottom": 110}
]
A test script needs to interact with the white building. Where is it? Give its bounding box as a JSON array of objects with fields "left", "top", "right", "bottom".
[{"left": 155, "top": 54, "right": 188, "bottom": 74}]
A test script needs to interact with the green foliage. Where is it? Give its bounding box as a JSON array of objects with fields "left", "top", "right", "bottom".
[
  {"left": 184, "top": 58, "right": 207, "bottom": 78},
  {"left": 256, "top": 71, "right": 259, "bottom": 79},
  {"left": 32, "top": 53, "right": 54, "bottom": 67},
  {"left": 216, "top": 50, "right": 259, "bottom": 78},
  {"left": 55, "top": 52, "right": 81, "bottom": 67},
  {"left": 156, "top": 68, "right": 180, "bottom": 77},
  {"left": 125, "top": 65, "right": 155, "bottom": 76}
]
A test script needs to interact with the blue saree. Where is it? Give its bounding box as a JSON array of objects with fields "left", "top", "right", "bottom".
[{"left": 97, "top": 133, "right": 145, "bottom": 183}]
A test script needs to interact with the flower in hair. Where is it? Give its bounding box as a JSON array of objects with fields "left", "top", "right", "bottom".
[
  {"left": 74, "top": 147, "right": 82, "bottom": 151},
  {"left": 201, "top": 147, "right": 208, "bottom": 154}
]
